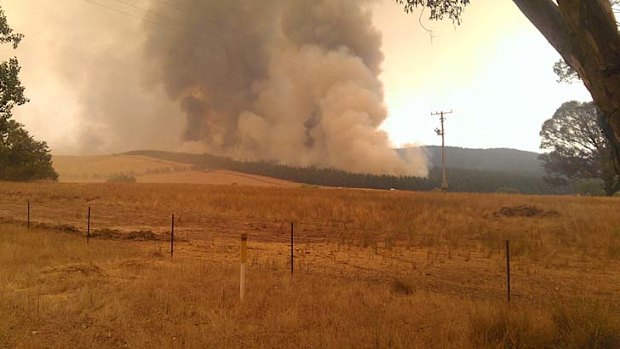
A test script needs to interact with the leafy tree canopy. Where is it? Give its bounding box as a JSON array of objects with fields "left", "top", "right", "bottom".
[
  {"left": 553, "top": 59, "right": 580, "bottom": 84},
  {"left": 0, "top": 6, "right": 57, "bottom": 182},
  {"left": 539, "top": 101, "right": 620, "bottom": 196},
  {"left": 0, "top": 120, "right": 57, "bottom": 181},
  {"left": 0, "top": 7, "right": 23, "bottom": 49}
]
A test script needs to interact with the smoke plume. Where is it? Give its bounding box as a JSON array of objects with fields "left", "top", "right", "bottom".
[
  {"left": 143, "top": 0, "right": 426, "bottom": 176},
  {"left": 4, "top": 0, "right": 426, "bottom": 176},
  {"left": 2, "top": 0, "right": 183, "bottom": 154}
]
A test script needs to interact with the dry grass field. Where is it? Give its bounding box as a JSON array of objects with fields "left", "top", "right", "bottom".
[
  {"left": 137, "top": 169, "right": 298, "bottom": 187},
  {"left": 1, "top": 181, "right": 620, "bottom": 348},
  {"left": 52, "top": 155, "right": 193, "bottom": 183},
  {"left": 52, "top": 155, "right": 299, "bottom": 187}
]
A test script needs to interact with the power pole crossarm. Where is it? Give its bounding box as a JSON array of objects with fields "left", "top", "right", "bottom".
[{"left": 431, "top": 110, "right": 453, "bottom": 192}]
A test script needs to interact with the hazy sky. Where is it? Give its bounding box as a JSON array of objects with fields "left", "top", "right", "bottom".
[
  {"left": 374, "top": 0, "right": 591, "bottom": 151},
  {"left": 3, "top": 0, "right": 592, "bottom": 154}
]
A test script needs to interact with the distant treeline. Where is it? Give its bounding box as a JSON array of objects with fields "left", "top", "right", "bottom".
[
  {"left": 126, "top": 150, "right": 565, "bottom": 195},
  {"left": 416, "top": 146, "right": 545, "bottom": 176}
]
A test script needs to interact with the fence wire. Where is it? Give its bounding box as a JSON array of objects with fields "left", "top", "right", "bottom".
[{"left": 2, "top": 199, "right": 620, "bottom": 301}]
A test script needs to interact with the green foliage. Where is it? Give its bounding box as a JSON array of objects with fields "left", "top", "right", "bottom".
[
  {"left": 394, "top": 0, "right": 470, "bottom": 24},
  {"left": 553, "top": 59, "right": 580, "bottom": 83},
  {"left": 0, "top": 5, "right": 57, "bottom": 182},
  {"left": 0, "top": 120, "right": 58, "bottom": 181},
  {"left": 539, "top": 101, "right": 620, "bottom": 196},
  {"left": 0, "top": 7, "right": 23, "bottom": 49},
  {"left": 0, "top": 57, "right": 27, "bottom": 118}
]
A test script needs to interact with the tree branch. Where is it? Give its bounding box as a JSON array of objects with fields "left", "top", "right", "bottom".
[
  {"left": 558, "top": 0, "right": 620, "bottom": 60},
  {"left": 512, "top": 0, "right": 576, "bottom": 63}
]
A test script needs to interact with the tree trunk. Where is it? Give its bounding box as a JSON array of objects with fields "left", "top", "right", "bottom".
[{"left": 513, "top": 0, "right": 620, "bottom": 165}]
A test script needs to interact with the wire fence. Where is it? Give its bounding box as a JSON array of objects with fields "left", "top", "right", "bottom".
[
  {"left": 2, "top": 199, "right": 619, "bottom": 259},
  {"left": 1, "top": 199, "right": 620, "bottom": 304}
]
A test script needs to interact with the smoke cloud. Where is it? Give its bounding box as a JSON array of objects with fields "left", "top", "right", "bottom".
[
  {"left": 4, "top": 0, "right": 426, "bottom": 176},
  {"left": 2, "top": 0, "right": 183, "bottom": 154},
  {"left": 143, "top": 0, "right": 426, "bottom": 176}
]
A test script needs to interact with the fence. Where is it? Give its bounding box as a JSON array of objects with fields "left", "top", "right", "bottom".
[{"left": 2, "top": 199, "right": 620, "bottom": 304}]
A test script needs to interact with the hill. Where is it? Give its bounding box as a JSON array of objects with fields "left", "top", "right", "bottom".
[
  {"left": 137, "top": 169, "right": 297, "bottom": 187},
  {"left": 404, "top": 146, "right": 545, "bottom": 175},
  {"left": 126, "top": 150, "right": 563, "bottom": 195},
  {"left": 52, "top": 155, "right": 193, "bottom": 182},
  {"left": 52, "top": 155, "right": 298, "bottom": 187},
  {"left": 53, "top": 149, "right": 563, "bottom": 195}
]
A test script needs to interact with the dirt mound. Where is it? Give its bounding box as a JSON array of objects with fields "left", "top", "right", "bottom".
[{"left": 495, "top": 205, "right": 560, "bottom": 218}]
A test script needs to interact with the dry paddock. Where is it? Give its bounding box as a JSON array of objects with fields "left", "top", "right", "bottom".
[{"left": 0, "top": 182, "right": 619, "bottom": 348}]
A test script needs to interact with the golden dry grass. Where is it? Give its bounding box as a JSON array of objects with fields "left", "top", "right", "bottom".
[
  {"left": 137, "top": 169, "right": 298, "bottom": 187},
  {"left": 52, "top": 155, "right": 299, "bottom": 187},
  {"left": 0, "top": 182, "right": 619, "bottom": 347},
  {"left": 1, "top": 224, "right": 477, "bottom": 348},
  {"left": 52, "top": 155, "right": 193, "bottom": 182}
]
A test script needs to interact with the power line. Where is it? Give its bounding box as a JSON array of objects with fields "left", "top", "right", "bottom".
[
  {"left": 84, "top": 0, "right": 171, "bottom": 30},
  {"left": 82, "top": 0, "right": 351, "bottom": 85}
]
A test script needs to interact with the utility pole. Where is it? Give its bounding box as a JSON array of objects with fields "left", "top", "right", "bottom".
[{"left": 431, "top": 110, "right": 453, "bottom": 192}]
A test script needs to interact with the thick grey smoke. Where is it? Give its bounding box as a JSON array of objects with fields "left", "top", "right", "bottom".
[
  {"left": 144, "top": 0, "right": 427, "bottom": 176},
  {"left": 4, "top": 0, "right": 426, "bottom": 175},
  {"left": 2, "top": 0, "right": 183, "bottom": 154}
]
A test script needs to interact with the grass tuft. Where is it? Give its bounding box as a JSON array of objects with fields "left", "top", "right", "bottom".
[
  {"left": 552, "top": 300, "right": 620, "bottom": 349},
  {"left": 468, "top": 304, "right": 554, "bottom": 349},
  {"left": 392, "top": 278, "right": 415, "bottom": 295}
]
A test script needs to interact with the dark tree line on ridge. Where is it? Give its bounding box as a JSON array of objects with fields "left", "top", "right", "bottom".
[{"left": 128, "top": 150, "right": 563, "bottom": 195}]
